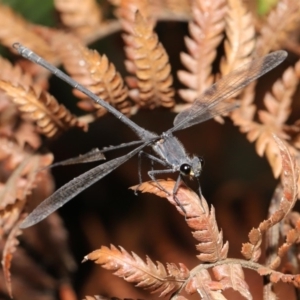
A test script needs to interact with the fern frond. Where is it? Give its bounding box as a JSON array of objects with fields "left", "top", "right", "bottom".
[
  {"left": 0, "top": 80, "right": 86, "bottom": 138},
  {"left": 116, "top": 0, "right": 154, "bottom": 33},
  {"left": 185, "top": 270, "right": 226, "bottom": 299},
  {"left": 244, "top": 61, "right": 300, "bottom": 177},
  {"left": 54, "top": 0, "right": 103, "bottom": 38},
  {"left": 242, "top": 136, "right": 299, "bottom": 261},
  {"left": 256, "top": 0, "right": 300, "bottom": 55},
  {"left": 53, "top": 34, "right": 131, "bottom": 117},
  {"left": 0, "top": 57, "right": 34, "bottom": 87},
  {"left": 0, "top": 4, "right": 54, "bottom": 62},
  {"left": 0, "top": 153, "right": 53, "bottom": 210},
  {"left": 212, "top": 264, "right": 251, "bottom": 299},
  {"left": 220, "top": 0, "right": 255, "bottom": 75},
  {"left": 84, "top": 244, "right": 189, "bottom": 296},
  {"left": 133, "top": 179, "right": 229, "bottom": 263},
  {"left": 124, "top": 11, "right": 175, "bottom": 108},
  {"left": 269, "top": 219, "right": 300, "bottom": 269},
  {"left": 2, "top": 217, "right": 24, "bottom": 298},
  {"left": 177, "top": 0, "right": 227, "bottom": 103}
]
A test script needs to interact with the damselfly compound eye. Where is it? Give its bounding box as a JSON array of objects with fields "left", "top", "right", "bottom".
[{"left": 180, "top": 164, "right": 191, "bottom": 175}]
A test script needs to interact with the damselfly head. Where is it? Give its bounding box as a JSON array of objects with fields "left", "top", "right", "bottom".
[{"left": 180, "top": 156, "right": 204, "bottom": 179}]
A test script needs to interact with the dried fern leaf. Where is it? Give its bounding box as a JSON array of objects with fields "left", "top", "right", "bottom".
[
  {"left": 241, "top": 228, "right": 262, "bottom": 261},
  {"left": 54, "top": 0, "right": 103, "bottom": 38},
  {"left": 256, "top": 0, "right": 300, "bottom": 55},
  {"left": 185, "top": 271, "right": 226, "bottom": 299},
  {"left": 177, "top": 0, "right": 227, "bottom": 103},
  {"left": 116, "top": 0, "right": 154, "bottom": 33},
  {"left": 242, "top": 135, "right": 299, "bottom": 262},
  {"left": 0, "top": 153, "right": 53, "bottom": 210},
  {"left": 0, "top": 4, "right": 54, "bottom": 62},
  {"left": 274, "top": 136, "right": 298, "bottom": 218},
  {"left": 84, "top": 244, "right": 189, "bottom": 296},
  {"left": 243, "top": 61, "right": 300, "bottom": 177},
  {"left": 220, "top": 0, "right": 255, "bottom": 75},
  {"left": 0, "top": 56, "right": 34, "bottom": 87},
  {"left": 231, "top": 1, "right": 297, "bottom": 132},
  {"left": 52, "top": 34, "right": 131, "bottom": 118},
  {"left": 0, "top": 87, "right": 42, "bottom": 150},
  {"left": 132, "top": 179, "right": 229, "bottom": 263},
  {"left": 0, "top": 80, "right": 86, "bottom": 138},
  {"left": 258, "top": 268, "right": 300, "bottom": 288},
  {"left": 1, "top": 217, "right": 24, "bottom": 298},
  {"left": 265, "top": 185, "right": 283, "bottom": 268},
  {"left": 212, "top": 264, "right": 252, "bottom": 299},
  {"left": 264, "top": 135, "right": 299, "bottom": 223},
  {"left": 269, "top": 218, "right": 300, "bottom": 269},
  {"left": 0, "top": 201, "right": 24, "bottom": 239},
  {"left": 217, "top": 0, "right": 256, "bottom": 124},
  {"left": 0, "top": 158, "right": 32, "bottom": 210},
  {"left": 81, "top": 50, "right": 131, "bottom": 116},
  {"left": 0, "top": 57, "right": 45, "bottom": 149},
  {"left": 0, "top": 138, "right": 30, "bottom": 171},
  {"left": 124, "top": 11, "right": 175, "bottom": 108}
]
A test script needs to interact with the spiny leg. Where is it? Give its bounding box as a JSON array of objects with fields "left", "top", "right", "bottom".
[
  {"left": 136, "top": 151, "right": 169, "bottom": 195},
  {"left": 148, "top": 169, "right": 186, "bottom": 214}
]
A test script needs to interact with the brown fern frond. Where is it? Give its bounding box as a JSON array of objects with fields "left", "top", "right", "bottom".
[
  {"left": 52, "top": 34, "right": 131, "bottom": 118},
  {"left": 0, "top": 80, "right": 86, "bottom": 138},
  {"left": 54, "top": 0, "right": 103, "bottom": 38},
  {"left": 177, "top": 0, "right": 227, "bottom": 103},
  {"left": 0, "top": 57, "right": 34, "bottom": 87},
  {"left": 242, "top": 135, "right": 299, "bottom": 261},
  {"left": 80, "top": 50, "right": 130, "bottom": 116},
  {"left": 265, "top": 185, "right": 283, "bottom": 269},
  {"left": 116, "top": 0, "right": 154, "bottom": 33},
  {"left": 132, "top": 179, "right": 229, "bottom": 263},
  {"left": 220, "top": 0, "right": 255, "bottom": 75},
  {"left": 0, "top": 202, "right": 22, "bottom": 240},
  {"left": 217, "top": 0, "right": 256, "bottom": 125},
  {"left": 0, "top": 138, "right": 30, "bottom": 171},
  {"left": 0, "top": 153, "right": 53, "bottom": 210},
  {"left": 256, "top": 0, "right": 300, "bottom": 55},
  {"left": 185, "top": 270, "right": 225, "bottom": 299},
  {"left": 2, "top": 217, "right": 24, "bottom": 298},
  {"left": 124, "top": 11, "right": 175, "bottom": 108},
  {"left": 231, "top": 2, "right": 299, "bottom": 133},
  {"left": 0, "top": 4, "right": 54, "bottom": 62},
  {"left": 0, "top": 57, "right": 45, "bottom": 148},
  {"left": 83, "top": 244, "right": 189, "bottom": 296},
  {"left": 258, "top": 268, "right": 300, "bottom": 288},
  {"left": 212, "top": 264, "right": 251, "bottom": 299},
  {"left": 0, "top": 158, "right": 32, "bottom": 210},
  {"left": 269, "top": 218, "right": 300, "bottom": 270},
  {"left": 236, "top": 60, "right": 300, "bottom": 177}
]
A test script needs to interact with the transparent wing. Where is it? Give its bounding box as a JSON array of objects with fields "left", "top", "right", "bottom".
[
  {"left": 20, "top": 142, "right": 148, "bottom": 228},
  {"left": 169, "top": 50, "right": 287, "bottom": 133}
]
